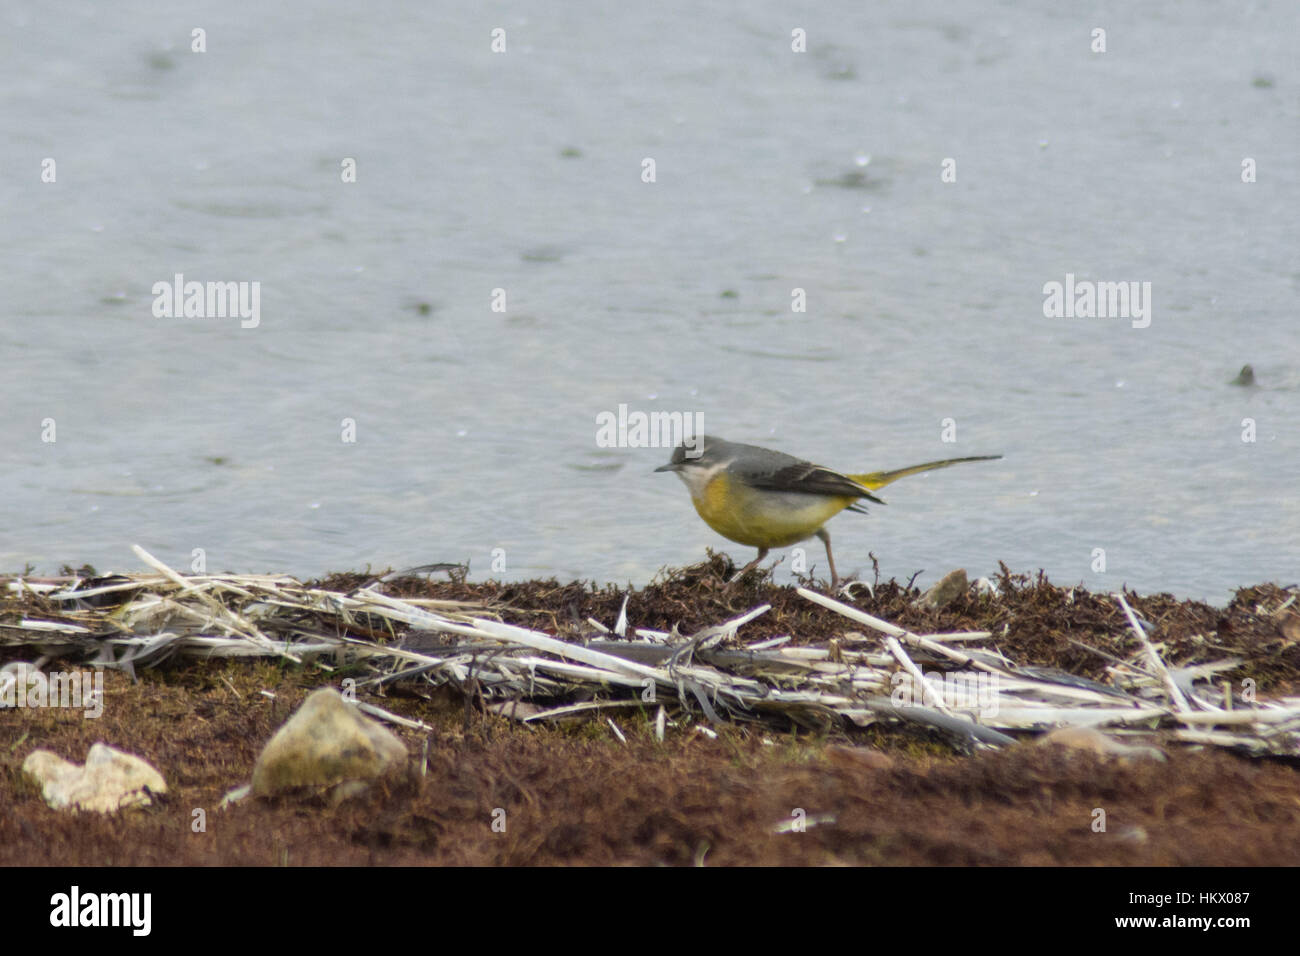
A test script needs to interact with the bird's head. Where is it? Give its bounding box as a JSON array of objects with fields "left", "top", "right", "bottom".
[{"left": 655, "top": 435, "right": 728, "bottom": 496}]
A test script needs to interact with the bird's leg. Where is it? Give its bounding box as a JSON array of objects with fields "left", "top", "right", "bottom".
[
  {"left": 727, "top": 547, "right": 769, "bottom": 587},
  {"left": 815, "top": 528, "right": 841, "bottom": 590}
]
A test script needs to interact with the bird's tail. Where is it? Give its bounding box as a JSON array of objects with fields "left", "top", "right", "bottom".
[{"left": 848, "top": 455, "right": 1001, "bottom": 491}]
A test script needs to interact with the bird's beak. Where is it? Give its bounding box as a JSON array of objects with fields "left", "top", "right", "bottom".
[{"left": 654, "top": 463, "right": 679, "bottom": 473}]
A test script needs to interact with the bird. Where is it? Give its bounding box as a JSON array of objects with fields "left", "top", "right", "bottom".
[{"left": 655, "top": 435, "right": 1000, "bottom": 588}]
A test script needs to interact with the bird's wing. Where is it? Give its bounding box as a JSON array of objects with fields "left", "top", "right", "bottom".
[
  {"left": 744, "top": 460, "right": 885, "bottom": 504},
  {"left": 848, "top": 455, "right": 1001, "bottom": 491}
]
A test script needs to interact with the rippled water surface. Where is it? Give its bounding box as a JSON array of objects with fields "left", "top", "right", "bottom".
[{"left": 3, "top": 2, "right": 1297, "bottom": 602}]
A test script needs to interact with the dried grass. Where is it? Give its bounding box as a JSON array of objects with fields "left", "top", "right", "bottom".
[{"left": 3, "top": 546, "right": 1297, "bottom": 756}]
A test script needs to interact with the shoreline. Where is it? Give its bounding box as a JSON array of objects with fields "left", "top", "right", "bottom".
[{"left": 3, "top": 555, "right": 1298, "bottom": 866}]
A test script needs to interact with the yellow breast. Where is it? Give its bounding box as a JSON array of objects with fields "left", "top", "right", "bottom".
[{"left": 691, "top": 472, "right": 857, "bottom": 548}]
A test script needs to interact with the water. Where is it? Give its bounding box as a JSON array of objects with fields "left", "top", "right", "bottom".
[{"left": 3, "top": 1, "right": 1297, "bottom": 603}]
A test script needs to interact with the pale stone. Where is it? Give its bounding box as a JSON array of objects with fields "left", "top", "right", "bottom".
[
  {"left": 22, "top": 743, "right": 167, "bottom": 813},
  {"left": 251, "top": 688, "right": 408, "bottom": 798},
  {"left": 917, "top": 568, "right": 968, "bottom": 609}
]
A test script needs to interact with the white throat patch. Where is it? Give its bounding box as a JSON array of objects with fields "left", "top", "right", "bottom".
[{"left": 674, "top": 458, "right": 732, "bottom": 500}]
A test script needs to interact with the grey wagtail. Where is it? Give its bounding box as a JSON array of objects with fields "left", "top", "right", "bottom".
[{"left": 656, "top": 435, "right": 1000, "bottom": 588}]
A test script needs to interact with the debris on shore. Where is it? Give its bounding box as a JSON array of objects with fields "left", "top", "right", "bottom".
[{"left": 4, "top": 546, "right": 1298, "bottom": 759}]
